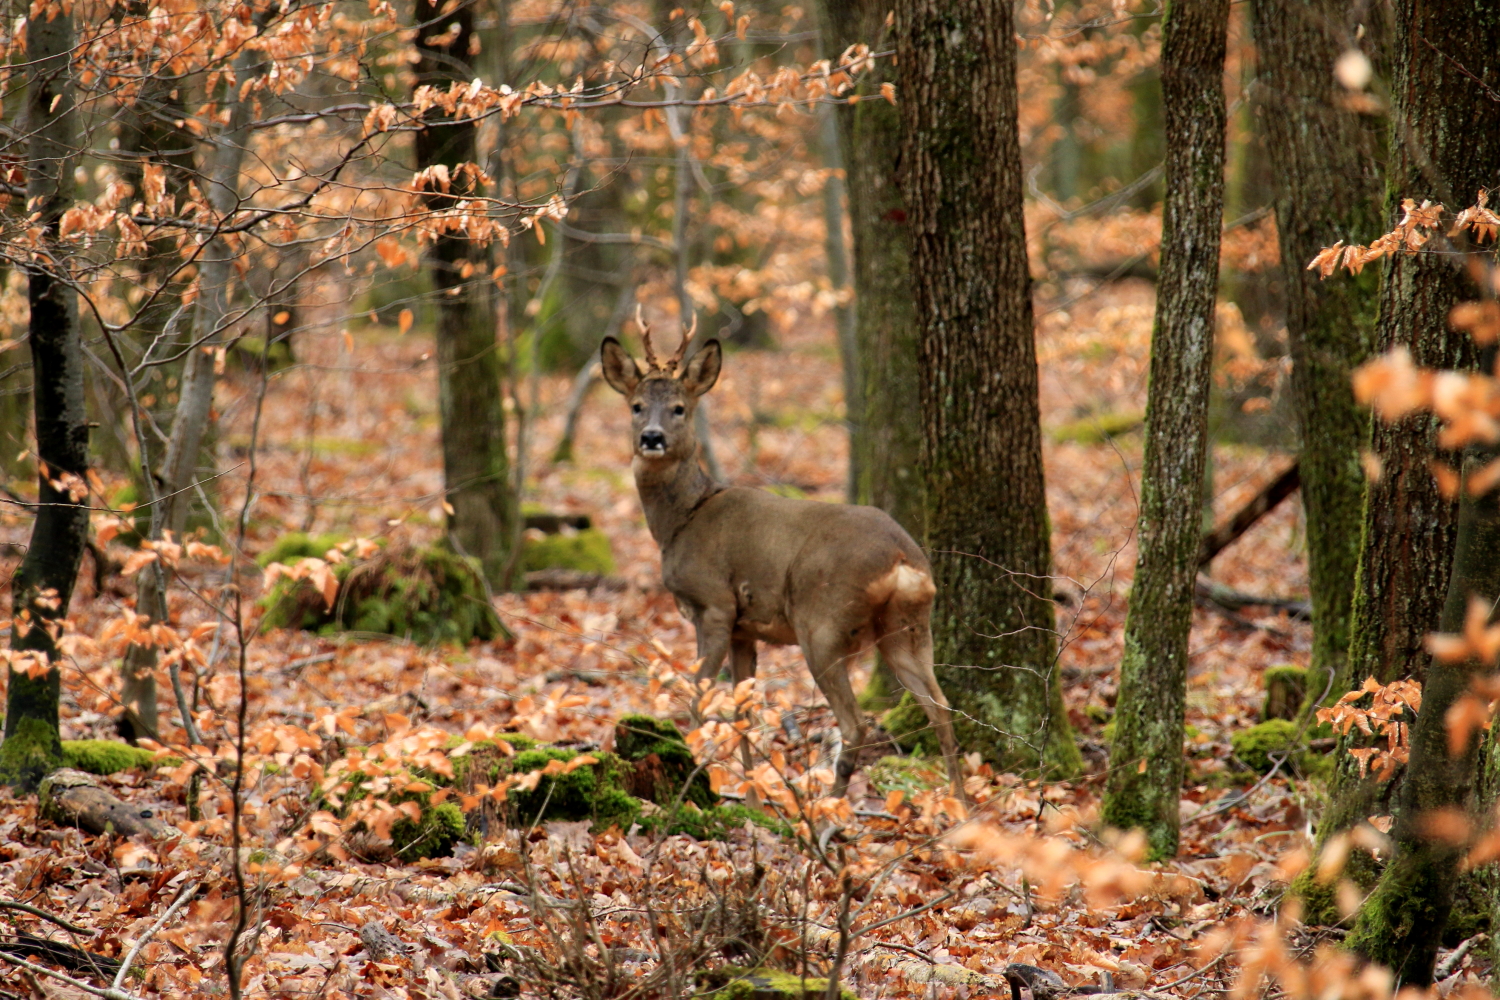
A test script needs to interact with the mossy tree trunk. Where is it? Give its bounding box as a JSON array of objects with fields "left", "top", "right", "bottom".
[
  {"left": 1100, "top": 0, "right": 1229, "bottom": 861},
  {"left": 820, "top": 0, "right": 909, "bottom": 708},
  {"left": 1342, "top": 0, "right": 1500, "bottom": 979},
  {"left": 414, "top": 0, "right": 515, "bottom": 588},
  {"left": 894, "top": 0, "right": 1079, "bottom": 774},
  {"left": 1347, "top": 438, "right": 1500, "bottom": 983},
  {"left": 1304, "top": 0, "right": 1499, "bottom": 915},
  {"left": 823, "top": 0, "right": 924, "bottom": 542},
  {"left": 2, "top": 4, "right": 85, "bottom": 791},
  {"left": 1251, "top": 0, "right": 1384, "bottom": 722}
]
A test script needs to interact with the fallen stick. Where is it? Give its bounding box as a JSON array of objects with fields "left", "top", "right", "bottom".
[{"left": 1197, "top": 461, "right": 1301, "bottom": 568}]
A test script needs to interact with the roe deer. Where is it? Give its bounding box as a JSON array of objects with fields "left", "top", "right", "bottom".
[{"left": 600, "top": 318, "right": 962, "bottom": 798}]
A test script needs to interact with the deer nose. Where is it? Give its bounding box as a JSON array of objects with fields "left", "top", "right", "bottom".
[{"left": 639, "top": 429, "right": 667, "bottom": 453}]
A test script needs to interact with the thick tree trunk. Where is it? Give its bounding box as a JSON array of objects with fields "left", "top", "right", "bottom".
[
  {"left": 1342, "top": 0, "right": 1500, "bottom": 977},
  {"left": 895, "top": 0, "right": 1079, "bottom": 773},
  {"left": 1101, "top": 0, "right": 1229, "bottom": 861},
  {"left": 2, "top": 4, "right": 85, "bottom": 791},
  {"left": 414, "top": 0, "right": 515, "bottom": 587},
  {"left": 1299, "top": 0, "right": 1500, "bottom": 921},
  {"left": 1252, "top": 0, "right": 1384, "bottom": 721},
  {"left": 825, "top": 0, "right": 924, "bottom": 541}
]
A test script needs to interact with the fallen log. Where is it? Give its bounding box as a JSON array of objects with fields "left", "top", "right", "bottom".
[
  {"left": 1197, "top": 461, "right": 1301, "bottom": 568},
  {"left": 38, "top": 768, "right": 171, "bottom": 839}
]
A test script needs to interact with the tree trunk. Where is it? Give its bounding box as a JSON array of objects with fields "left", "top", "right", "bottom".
[
  {"left": 817, "top": 102, "right": 859, "bottom": 504},
  {"left": 825, "top": 0, "right": 924, "bottom": 541},
  {"left": 1340, "top": 0, "right": 1500, "bottom": 979},
  {"left": 1252, "top": 0, "right": 1384, "bottom": 721},
  {"left": 2, "top": 4, "right": 86, "bottom": 791},
  {"left": 1101, "top": 0, "right": 1229, "bottom": 861},
  {"left": 1347, "top": 444, "right": 1500, "bottom": 983},
  {"left": 895, "top": 0, "right": 1079, "bottom": 773},
  {"left": 414, "top": 0, "right": 515, "bottom": 587},
  {"left": 1299, "top": 0, "right": 1500, "bottom": 921}
]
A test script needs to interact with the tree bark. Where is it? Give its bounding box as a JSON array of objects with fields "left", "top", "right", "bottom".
[
  {"left": 825, "top": 0, "right": 925, "bottom": 542},
  {"left": 1252, "top": 0, "right": 1384, "bottom": 720},
  {"left": 414, "top": 0, "right": 515, "bottom": 587},
  {"left": 895, "top": 0, "right": 1079, "bottom": 773},
  {"left": 1340, "top": 0, "right": 1500, "bottom": 978},
  {"left": 1101, "top": 0, "right": 1229, "bottom": 861},
  {"left": 2, "top": 3, "right": 85, "bottom": 791},
  {"left": 1299, "top": 0, "right": 1500, "bottom": 918}
]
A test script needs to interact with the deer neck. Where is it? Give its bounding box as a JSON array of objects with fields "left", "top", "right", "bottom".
[{"left": 633, "top": 450, "right": 719, "bottom": 548}]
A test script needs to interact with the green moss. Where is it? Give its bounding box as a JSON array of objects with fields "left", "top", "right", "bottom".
[
  {"left": 1231, "top": 719, "right": 1302, "bottom": 773},
  {"left": 643, "top": 803, "right": 788, "bottom": 840},
  {"left": 764, "top": 483, "right": 808, "bottom": 500},
  {"left": 60, "top": 740, "right": 162, "bottom": 775},
  {"left": 865, "top": 755, "right": 945, "bottom": 796},
  {"left": 260, "top": 543, "right": 506, "bottom": 645},
  {"left": 256, "top": 532, "right": 349, "bottom": 568},
  {"left": 390, "top": 801, "right": 466, "bottom": 860},
  {"left": 880, "top": 692, "right": 939, "bottom": 755},
  {"left": 227, "top": 335, "right": 294, "bottom": 373},
  {"left": 1263, "top": 665, "right": 1309, "bottom": 721},
  {"left": 697, "top": 966, "right": 856, "bottom": 1000},
  {"left": 507, "top": 747, "right": 640, "bottom": 831},
  {"left": 520, "top": 529, "right": 615, "bottom": 575},
  {"left": 0, "top": 717, "right": 65, "bottom": 791},
  {"left": 613, "top": 714, "right": 716, "bottom": 808},
  {"left": 1049, "top": 410, "right": 1144, "bottom": 445}
]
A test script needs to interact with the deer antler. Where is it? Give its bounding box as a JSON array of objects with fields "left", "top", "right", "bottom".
[
  {"left": 667, "top": 313, "right": 697, "bottom": 372},
  {"left": 636, "top": 304, "right": 661, "bottom": 371}
]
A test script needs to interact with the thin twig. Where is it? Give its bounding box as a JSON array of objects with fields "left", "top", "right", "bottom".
[
  {"left": 0, "top": 900, "right": 95, "bottom": 936},
  {"left": 0, "top": 950, "right": 140, "bottom": 1000},
  {"left": 112, "top": 880, "right": 199, "bottom": 992}
]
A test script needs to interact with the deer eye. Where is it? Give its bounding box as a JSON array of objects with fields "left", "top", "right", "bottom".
[{"left": 673, "top": 404, "right": 685, "bottom": 416}]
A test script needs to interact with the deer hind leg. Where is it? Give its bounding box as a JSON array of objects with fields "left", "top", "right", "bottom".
[
  {"left": 729, "top": 633, "right": 760, "bottom": 806},
  {"left": 877, "top": 622, "right": 964, "bottom": 799},
  {"left": 800, "top": 624, "right": 866, "bottom": 799}
]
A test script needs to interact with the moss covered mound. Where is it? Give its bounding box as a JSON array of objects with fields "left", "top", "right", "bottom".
[
  {"left": 879, "top": 693, "right": 939, "bottom": 756},
  {"left": 613, "top": 714, "right": 717, "bottom": 808},
  {"left": 508, "top": 747, "right": 641, "bottom": 831},
  {"left": 391, "top": 801, "right": 466, "bottom": 860},
  {"left": 260, "top": 542, "right": 505, "bottom": 645},
  {"left": 520, "top": 528, "right": 614, "bottom": 576},
  {"left": 697, "top": 966, "right": 855, "bottom": 1000},
  {"left": 257, "top": 532, "right": 349, "bottom": 568},
  {"left": 1231, "top": 719, "right": 1301, "bottom": 773},
  {"left": 640, "top": 802, "right": 788, "bottom": 841},
  {"left": 61, "top": 740, "right": 162, "bottom": 775}
]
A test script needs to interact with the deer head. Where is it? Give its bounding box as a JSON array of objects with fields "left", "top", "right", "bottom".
[{"left": 600, "top": 311, "right": 722, "bottom": 461}]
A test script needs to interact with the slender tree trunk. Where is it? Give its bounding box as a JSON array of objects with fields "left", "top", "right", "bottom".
[
  {"left": 2, "top": 3, "right": 85, "bottom": 791},
  {"left": 1340, "top": 0, "right": 1500, "bottom": 978},
  {"left": 817, "top": 103, "right": 859, "bottom": 503},
  {"left": 1300, "top": 0, "right": 1500, "bottom": 920},
  {"left": 824, "top": 0, "right": 924, "bottom": 540},
  {"left": 895, "top": 0, "right": 1079, "bottom": 773},
  {"left": 1252, "top": 0, "right": 1384, "bottom": 721},
  {"left": 414, "top": 0, "right": 515, "bottom": 586},
  {"left": 1347, "top": 440, "right": 1500, "bottom": 983},
  {"left": 1101, "top": 0, "right": 1229, "bottom": 860}
]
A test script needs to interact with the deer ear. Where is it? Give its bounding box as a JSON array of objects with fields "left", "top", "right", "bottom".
[
  {"left": 680, "top": 339, "right": 722, "bottom": 397},
  {"left": 600, "top": 337, "right": 642, "bottom": 395}
]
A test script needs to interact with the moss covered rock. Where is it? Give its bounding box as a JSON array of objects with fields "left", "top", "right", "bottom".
[
  {"left": 520, "top": 529, "right": 614, "bottom": 576},
  {"left": 697, "top": 966, "right": 856, "bottom": 1000},
  {"left": 61, "top": 740, "right": 161, "bottom": 775},
  {"left": 1263, "top": 665, "right": 1308, "bottom": 721},
  {"left": 642, "top": 802, "right": 788, "bottom": 840},
  {"left": 260, "top": 542, "right": 505, "bottom": 645},
  {"left": 879, "top": 692, "right": 939, "bottom": 756},
  {"left": 391, "top": 801, "right": 466, "bottom": 860},
  {"left": 1049, "top": 410, "right": 1144, "bottom": 445},
  {"left": 256, "top": 532, "right": 349, "bottom": 568},
  {"left": 507, "top": 747, "right": 640, "bottom": 831},
  {"left": 613, "top": 714, "right": 716, "bottom": 808},
  {"left": 1231, "top": 719, "right": 1301, "bottom": 773}
]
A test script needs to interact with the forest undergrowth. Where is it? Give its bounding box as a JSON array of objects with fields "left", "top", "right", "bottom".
[{"left": 0, "top": 272, "right": 1424, "bottom": 999}]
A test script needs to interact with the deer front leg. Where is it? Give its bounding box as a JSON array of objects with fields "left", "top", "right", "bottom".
[{"left": 687, "top": 605, "right": 735, "bottom": 725}]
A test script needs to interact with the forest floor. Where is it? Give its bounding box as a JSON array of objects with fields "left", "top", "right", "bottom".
[{"left": 0, "top": 279, "right": 1458, "bottom": 999}]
